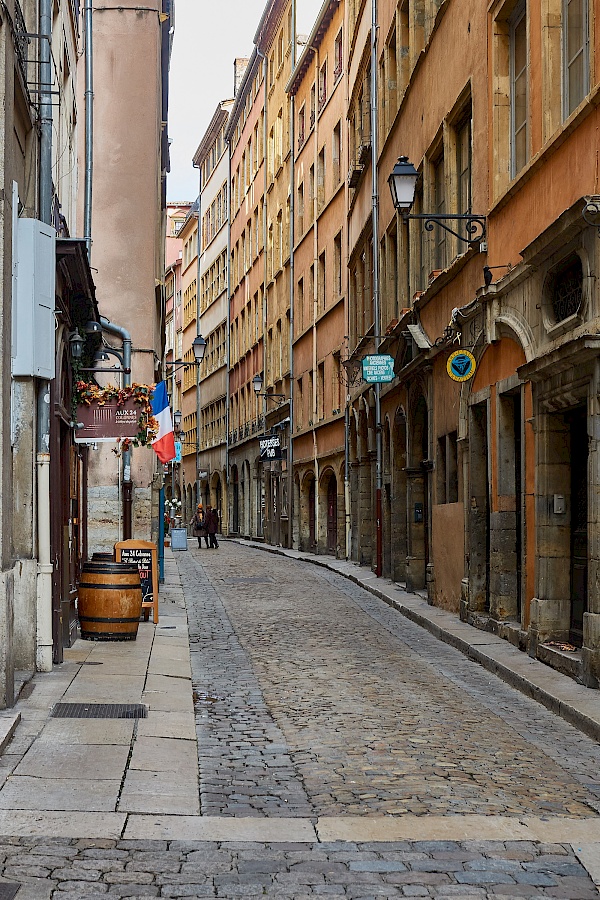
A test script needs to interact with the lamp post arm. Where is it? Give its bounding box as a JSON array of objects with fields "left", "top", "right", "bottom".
[{"left": 402, "top": 213, "right": 486, "bottom": 244}]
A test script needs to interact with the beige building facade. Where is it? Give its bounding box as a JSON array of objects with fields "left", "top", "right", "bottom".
[
  {"left": 288, "top": 0, "right": 348, "bottom": 556},
  {"left": 81, "top": 0, "right": 170, "bottom": 552}
]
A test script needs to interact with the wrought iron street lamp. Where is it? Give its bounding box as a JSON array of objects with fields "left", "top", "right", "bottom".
[
  {"left": 165, "top": 334, "right": 207, "bottom": 375},
  {"left": 388, "top": 156, "right": 487, "bottom": 244},
  {"left": 252, "top": 372, "right": 286, "bottom": 402}
]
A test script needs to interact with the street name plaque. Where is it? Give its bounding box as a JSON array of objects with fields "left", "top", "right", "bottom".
[{"left": 362, "top": 354, "right": 395, "bottom": 383}]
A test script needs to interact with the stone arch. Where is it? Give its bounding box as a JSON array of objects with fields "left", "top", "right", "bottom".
[
  {"left": 357, "top": 406, "right": 373, "bottom": 566},
  {"left": 406, "top": 389, "right": 429, "bottom": 591},
  {"left": 318, "top": 466, "right": 338, "bottom": 555},
  {"left": 300, "top": 469, "right": 316, "bottom": 552},
  {"left": 392, "top": 405, "right": 408, "bottom": 583}
]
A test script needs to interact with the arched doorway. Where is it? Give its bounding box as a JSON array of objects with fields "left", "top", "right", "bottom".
[
  {"left": 406, "top": 393, "right": 429, "bottom": 591},
  {"left": 232, "top": 465, "right": 239, "bottom": 533},
  {"left": 327, "top": 475, "right": 337, "bottom": 554},
  {"left": 309, "top": 478, "right": 316, "bottom": 548}
]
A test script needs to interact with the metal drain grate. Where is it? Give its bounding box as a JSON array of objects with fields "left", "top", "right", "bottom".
[
  {"left": 0, "top": 884, "right": 21, "bottom": 900},
  {"left": 51, "top": 703, "right": 147, "bottom": 719}
]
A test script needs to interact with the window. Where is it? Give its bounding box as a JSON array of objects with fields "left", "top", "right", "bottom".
[
  {"left": 318, "top": 250, "right": 326, "bottom": 311},
  {"left": 456, "top": 115, "right": 472, "bottom": 215},
  {"left": 334, "top": 29, "right": 343, "bottom": 78},
  {"left": 318, "top": 361, "right": 325, "bottom": 420},
  {"left": 319, "top": 62, "right": 327, "bottom": 109},
  {"left": 317, "top": 146, "right": 325, "bottom": 211},
  {"left": 334, "top": 231, "right": 342, "bottom": 297},
  {"left": 510, "top": 3, "right": 528, "bottom": 177},
  {"left": 564, "top": 0, "right": 589, "bottom": 116},
  {"left": 297, "top": 277, "right": 304, "bottom": 333},
  {"left": 297, "top": 182, "right": 304, "bottom": 234},
  {"left": 433, "top": 155, "right": 447, "bottom": 270},
  {"left": 298, "top": 105, "right": 306, "bottom": 147},
  {"left": 332, "top": 120, "right": 341, "bottom": 185},
  {"left": 310, "top": 83, "right": 316, "bottom": 127}
]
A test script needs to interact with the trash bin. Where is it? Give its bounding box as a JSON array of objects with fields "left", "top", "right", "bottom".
[{"left": 170, "top": 527, "right": 188, "bottom": 551}]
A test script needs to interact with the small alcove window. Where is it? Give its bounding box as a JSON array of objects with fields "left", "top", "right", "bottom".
[{"left": 550, "top": 254, "right": 583, "bottom": 322}]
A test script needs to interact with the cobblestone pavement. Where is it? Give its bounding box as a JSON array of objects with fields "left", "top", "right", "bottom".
[
  {"left": 0, "top": 836, "right": 599, "bottom": 899},
  {"left": 180, "top": 543, "right": 600, "bottom": 820},
  {"left": 2, "top": 542, "right": 600, "bottom": 899}
]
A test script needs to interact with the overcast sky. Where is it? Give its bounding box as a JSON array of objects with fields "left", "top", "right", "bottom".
[{"left": 167, "top": 0, "right": 323, "bottom": 201}]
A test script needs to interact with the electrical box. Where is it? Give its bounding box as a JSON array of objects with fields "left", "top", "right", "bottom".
[
  {"left": 12, "top": 218, "right": 56, "bottom": 379},
  {"left": 553, "top": 494, "right": 566, "bottom": 515}
]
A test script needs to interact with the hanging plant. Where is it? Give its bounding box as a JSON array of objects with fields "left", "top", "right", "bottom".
[{"left": 74, "top": 381, "right": 159, "bottom": 450}]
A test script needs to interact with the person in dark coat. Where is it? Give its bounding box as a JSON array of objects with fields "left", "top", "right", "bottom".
[
  {"left": 191, "top": 503, "right": 208, "bottom": 548},
  {"left": 206, "top": 505, "right": 219, "bottom": 549}
]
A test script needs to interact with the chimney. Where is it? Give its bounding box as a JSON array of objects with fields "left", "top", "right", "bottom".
[{"left": 234, "top": 58, "right": 250, "bottom": 96}]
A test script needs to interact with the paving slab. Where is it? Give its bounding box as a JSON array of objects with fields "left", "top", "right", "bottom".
[
  {"left": 0, "top": 776, "right": 121, "bottom": 811},
  {"left": 521, "top": 816, "right": 600, "bottom": 842},
  {"left": 316, "top": 815, "right": 532, "bottom": 842},
  {"left": 128, "top": 736, "right": 197, "bottom": 773},
  {"left": 13, "top": 743, "right": 130, "bottom": 780},
  {"left": 123, "top": 815, "right": 317, "bottom": 841},
  {"left": 34, "top": 719, "right": 135, "bottom": 746},
  {"left": 135, "top": 712, "right": 196, "bottom": 741},
  {"left": 61, "top": 674, "right": 146, "bottom": 704},
  {"left": 0, "top": 810, "right": 126, "bottom": 838},
  {"left": 573, "top": 843, "right": 600, "bottom": 885}
]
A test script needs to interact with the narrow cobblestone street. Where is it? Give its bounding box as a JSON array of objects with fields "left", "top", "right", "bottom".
[{"left": 1, "top": 541, "right": 600, "bottom": 898}]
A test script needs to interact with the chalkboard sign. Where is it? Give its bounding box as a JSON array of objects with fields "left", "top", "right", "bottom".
[{"left": 114, "top": 540, "right": 159, "bottom": 624}]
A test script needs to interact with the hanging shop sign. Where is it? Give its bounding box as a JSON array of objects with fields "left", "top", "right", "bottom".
[
  {"left": 75, "top": 397, "right": 142, "bottom": 442},
  {"left": 74, "top": 383, "right": 157, "bottom": 446},
  {"left": 447, "top": 349, "right": 477, "bottom": 382},
  {"left": 259, "top": 435, "right": 282, "bottom": 460},
  {"left": 362, "top": 354, "right": 395, "bottom": 383}
]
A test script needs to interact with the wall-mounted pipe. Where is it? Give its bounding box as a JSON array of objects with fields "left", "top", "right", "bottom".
[
  {"left": 100, "top": 316, "right": 133, "bottom": 538},
  {"left": 84, "top": 0, "right": 94, "bottom": 258},
  {"left": 36, "top": 0, "right": 53, "bottom": 671}
]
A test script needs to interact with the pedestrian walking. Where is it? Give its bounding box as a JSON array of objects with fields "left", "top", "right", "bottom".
[
  {"left": 191, "top": 503, "right": 209, "bottom": 548},
  {"left": 206, "top": 505, "right": 219, "bottom": 549}
]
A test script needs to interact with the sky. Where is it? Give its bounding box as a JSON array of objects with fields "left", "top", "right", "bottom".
[
  {"left": 167, "top": 0, "right": 265, "bottom": 202},
  {"left": 167, "top": 0, "right": 323, "bottom": 202}
]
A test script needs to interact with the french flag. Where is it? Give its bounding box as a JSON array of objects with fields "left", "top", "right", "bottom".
[{"left": 150, "top": 381, "right": 176, "bottom": 463}]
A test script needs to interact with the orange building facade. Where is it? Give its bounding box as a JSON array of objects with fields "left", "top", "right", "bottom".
[{"left": 173, "top": 0, "right": 600, "bottom": 687}]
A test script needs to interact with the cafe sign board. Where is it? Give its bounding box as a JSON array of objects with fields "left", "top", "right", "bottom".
[
  {"left": 362, "top": 354, "right": 395, "bottom": 383},
  {"left": 75, "top": 398, "right": 141, "bottom": 443}
]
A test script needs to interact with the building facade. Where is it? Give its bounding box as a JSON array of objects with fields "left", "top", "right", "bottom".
[
  {"left": 175, "top": 0, "right": 600, "bottom": 689},
  {"left": 192, "top": 102, "right": 234, "bottom": 532},
  {"left": 226, "top": 50, "right": 266, "bottom": 539},
  {"left": 288, "top": 0, "right": 348, "bottom": 556},
  {"left": 82, "top": 0, "right": 170, "bottom": 553}
]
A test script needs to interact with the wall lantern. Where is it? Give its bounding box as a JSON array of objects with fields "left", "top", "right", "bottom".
[
  {"left": 173, "top": 409, "right": 182, "bottom": 430},
  {"left": 389, "top": 156, "right": 487, "bottom": 245},
  {"left": 192, "top": 334, "right": 207, "bottom": 363},
  {"left": 69, "top": 328, "right": 84, "bottom": 360}
]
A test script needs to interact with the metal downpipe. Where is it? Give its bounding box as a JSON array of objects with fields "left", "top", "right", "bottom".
[{"left": 84, "top": 0, "right": 94, "bottom": 258}]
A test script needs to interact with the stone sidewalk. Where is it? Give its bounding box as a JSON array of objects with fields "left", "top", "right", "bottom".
[
  {"left": 0, "top": 550, "right": 197, "bottom": 840},
  {"left": 236, "top": 539, "right": 600, "bottom": 745}
]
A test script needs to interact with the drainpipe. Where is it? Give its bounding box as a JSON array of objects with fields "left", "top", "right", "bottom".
[
  {"left": 288, "top": 3, "right": 296, "bottom": 550},
  {"left": 225, "top": 143, "right": 231, "bottom": 530},
  {"left": 100, "top": 316, "right": 133, "bottom": 538},
  {"left": 370, "top": 0, "right": 382, "bottom": 577},
  {"left": 84, "top": 0, "right": 93, "bottom": 258},
  {"left": 36, "top": 0, "right": 53, "bottom": 671}
]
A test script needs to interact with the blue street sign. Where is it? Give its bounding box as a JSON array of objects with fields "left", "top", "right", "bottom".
[
  {"left": 174, "top": 441, "right": 182, "bottom": 463},
  {"left": 362, "top": 354, "right": 395, "bottom": 383}
]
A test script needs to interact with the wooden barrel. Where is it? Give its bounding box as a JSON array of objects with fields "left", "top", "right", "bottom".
[{"left": 78, "top": 562, "right": 142, "bottom": 641}]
